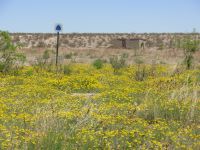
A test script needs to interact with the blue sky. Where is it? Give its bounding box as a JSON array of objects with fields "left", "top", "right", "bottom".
[{"left": 0, "top": 0, "right": 200, "bottom": 33}]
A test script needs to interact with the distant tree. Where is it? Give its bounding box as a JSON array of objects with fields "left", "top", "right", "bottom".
[{"left": 0, "top": 31, "right": 26, "bottom": 73}]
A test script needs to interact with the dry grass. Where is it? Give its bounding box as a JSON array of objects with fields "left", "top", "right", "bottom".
[{"left": 19, "top": 47, "right": 200, "bottom": 66}]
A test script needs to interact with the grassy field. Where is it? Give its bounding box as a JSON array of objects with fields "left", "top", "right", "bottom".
[{"left": 0, "top": 64, "right": 199, "bottom": 149}]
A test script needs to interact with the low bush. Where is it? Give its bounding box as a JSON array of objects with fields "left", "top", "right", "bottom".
[
  {"left": 109, "top": 55, "right": 126, "bottom": 73},
  {"left": 63, "top": 64, "right": 72, "bottom": 75},
  {"left": 65, "top": 53, "right": 73, "bottom": 59},
  {"left": 93, "top": 59, "right": 104, "bottom": 69}
]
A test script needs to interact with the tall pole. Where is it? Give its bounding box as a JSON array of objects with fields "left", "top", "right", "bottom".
[{"left": 56, "top": 31, "right": 59, "bottom": 66}]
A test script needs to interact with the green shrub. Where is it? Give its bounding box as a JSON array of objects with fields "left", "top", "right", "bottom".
[
  {"left": 25, "top": 69, "right": 34, "bottom": 76},
  {"left": 135, "top": 65, "right": 146, "bottom": 81},
  {"left": 43, "top": 49, "right": 50, "bottom": 60},
  {"left": 134, "top": 58, "right": 147, "bottom": 81},
  {"left": 93, "top": 59, "right": 104, "bottom": 69},
  {"left": 0, "top": 31, "right": 26, "bottom": 73},
  {"left": 0, "top": 63, "right": 5, "bottom": 72},
  {"left": 63, "top": 64, "right": 72, "bottom": 75},
  {"left": 122, "top": 53, "right": 129, "bottom": 58},
  {"left": 65, "top": 53, "right": 73, "bottom": 59},
  {"left": 109, "top": 55, "right": 126, "bottom": 73},
  {"left": 182, "top": 39, "right": 199, "bottom": 69}
]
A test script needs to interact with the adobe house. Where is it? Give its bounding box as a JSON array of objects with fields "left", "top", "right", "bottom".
[{"left": 111, "top": 38, "right": 146, "bottom": 49}]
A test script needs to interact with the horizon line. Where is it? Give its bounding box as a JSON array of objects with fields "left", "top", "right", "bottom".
[{"left": 7, "top": 31, "right": 200, "bottom": 34}]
